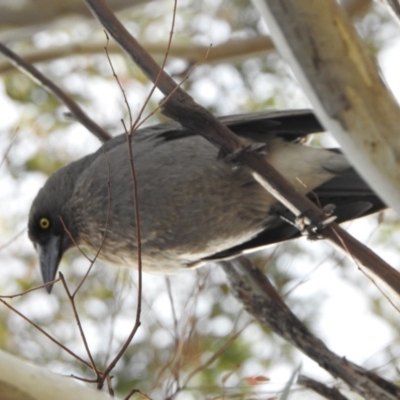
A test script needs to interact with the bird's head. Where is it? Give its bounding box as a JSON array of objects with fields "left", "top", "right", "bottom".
[{"left": 28, "top": 168, "right": 79, "bottom": 293}]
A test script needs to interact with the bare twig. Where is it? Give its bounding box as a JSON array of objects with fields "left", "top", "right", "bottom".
[
  {"left": 98, "top": 295, "right": 141, "bottom": 391},
  {"left": 0, "top": 128, "right": 18, "bottom": 170},
  {"left": 181, "top": 327, "right": 248, "bottom": 389},
  {"left": 74, "top": 147, "right": 113, "bottom": 297},
  {"left": 0, "top": 228, "right": 26, "bottom": 252},
  {"left": 124, "top": 388, "right": 154, "bottom": 400},
  {"left": 0, "top": 42, "right": 111, "bottom": 142},
  {"left": 0, "top": 298, "right": 92, "bottom": 369},
  {"left": 58, "top": 217, "right": 95, "bottom": 295},
  {"left": 59, "top": 273, "right": 101, "bottom": 379},
  {"left": 92, "top": 125, "right": 143, "bottom": 390},
  {"left": 96, "top": 42, "right": 145, "bottom": 389},
  {"left": 149, "top": 272, "right": 213, "bottom": 393},
  {"left": 129, "top": 0, "right": 180, "bottom": 134},
  {"left": 104, "top": 32, "right": 133, "bottom": 130}
]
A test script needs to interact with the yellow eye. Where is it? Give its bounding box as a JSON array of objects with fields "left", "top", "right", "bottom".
[{"left": 39, "top": 218, "right": 50, "bottom": 229}]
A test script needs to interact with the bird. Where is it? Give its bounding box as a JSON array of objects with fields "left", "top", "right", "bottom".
[{"left": 28, "top": 109, "right": 386, "bottom": 292}]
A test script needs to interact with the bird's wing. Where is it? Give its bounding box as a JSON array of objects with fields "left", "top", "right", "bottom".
[
  {"left": 218, "top": 109, "right": 324, "bottom": 141},
  {"left": 100, "top": 109, "right": 323, "bottom": 152},
  {"left": 147, "top": 109, "right": 323, "bottom": 143},
  {"left": 201, "top": 169, "right": 386, "bottom": 261}
]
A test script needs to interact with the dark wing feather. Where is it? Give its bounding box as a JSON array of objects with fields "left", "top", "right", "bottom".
[
  {"left": 154, "top": 109, "right": 323, "bottom": 142},
  {"left": 218, "top": 109, "right": 323, "bottom": 141},
  {"left": 202, "top": 169, "right": 386, "bottom": 261},
  {"left": 101, "top": 109, "right": 323, "bottom": 149}
]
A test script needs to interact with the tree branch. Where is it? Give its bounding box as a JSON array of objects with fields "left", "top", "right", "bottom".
[
  {"left": 0, "top": 42, "right": 111, "bottom": 142},
  {"left": 298, "top": 375, "right": 350, "bottom": 400},
  {"left": 0, "top": 36, "right": 275, "bottom": 74},
  {"left": 221, "top": 257, "right": 400, "bottom": 400}
]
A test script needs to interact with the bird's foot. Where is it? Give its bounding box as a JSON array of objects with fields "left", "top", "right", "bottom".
[
  {"left": 297, "top": 204, "right": 337, "bottom": 240},
  {"left": 278, "top": 204, "right": 337, "bottom": 240},
  {"left": 223, "top": 142, "right": 267, "bottom": 164}
]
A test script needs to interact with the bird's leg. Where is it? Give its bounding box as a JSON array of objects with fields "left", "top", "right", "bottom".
[
  {"left": 302, "top": 204, "right": 337, "bottom": 240},
  {"left": 280, "top": 204, "right": 337, "bottom": 240}
]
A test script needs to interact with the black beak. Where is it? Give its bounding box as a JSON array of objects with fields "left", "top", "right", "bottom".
[{"left": 36, "top": 235, "right": 62, "bottom": 293}]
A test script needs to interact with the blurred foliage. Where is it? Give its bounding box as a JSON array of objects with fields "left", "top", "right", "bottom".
[{"left": 0, "top": 1, "right": 399, "bottom": 399}]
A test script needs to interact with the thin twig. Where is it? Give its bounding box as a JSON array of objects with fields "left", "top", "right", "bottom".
[
  {"left": 69, "top": 374, "right": 99, "bottom": 383},
  {"left": 104, "top": 31, "right": 133, "bottom": 131},
  {"left": 95, "top": 36, "right": 149, "bottom": 387},
  {"left": 129, "top": 42, "right": 211, "bottom": 135},
  {"left": 0, "top": 298, "right": 92, "bottom": 369},
  {"left": 181, "top": 326, "right": 249, "bottom": 390},
  {"left": 0, "top": 228, "right": 26, "bottom": 252},
  {"left": 124, "top": 388, "right": 154, "bottom": 400},
  {"left": 0, "top": 128, "right": 18, "bottom": 170},
  {"left": 165, "top": 278, "right": 179, "bottom": 343},
  {"left": 95, "top": 125, "right": 143, "bottom": 390},
  {"left": 331, "top": 226, "right": 400, "bottom": 312},
  {"left": 129, "top": 0, "right": 179, "bottom": 134},
  {"left": 72, "top": 146, "right": 113, "bottom": 297},
  {"left": 106, "top": 374, "right": 115, "bottom": 398},
  {"left": 0, "top": 278, "right": 61, "bottom": 297},
  {"left": 59, "top": 273, "right": 101, "bottom": 378}
]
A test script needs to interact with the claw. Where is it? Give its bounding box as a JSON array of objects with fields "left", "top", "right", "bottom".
[{"left": 223, "top": 142, "right": 268, "bottom": 164}]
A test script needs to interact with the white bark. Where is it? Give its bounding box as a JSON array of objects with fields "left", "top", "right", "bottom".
[
  {"left": 253, "top": 0, "right": 400, "bottom": 215},
  {"left": 0, "top": 350, "right": 110, "bottom": 400}
]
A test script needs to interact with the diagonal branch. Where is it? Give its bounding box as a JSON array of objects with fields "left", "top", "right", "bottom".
[
  {"left": 0, "top": 42, "right": 111, "bottom": 142},
  {"left": 298, "top": 375, "right": 351, "bottom": 400},
  {"left": 221, "top": 257, "right": 400, "bottom": 400}
]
